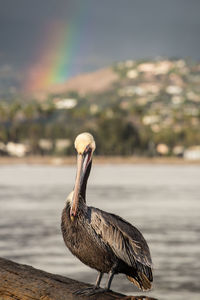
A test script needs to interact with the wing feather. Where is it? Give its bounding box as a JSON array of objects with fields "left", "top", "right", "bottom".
[{"left": 90, "top": 207, "right": 152, "bottom": 271}]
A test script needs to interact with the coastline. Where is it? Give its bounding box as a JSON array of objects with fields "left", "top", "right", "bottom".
[{"left": 0, "top": 155, "right": 200, "bottom": 165}]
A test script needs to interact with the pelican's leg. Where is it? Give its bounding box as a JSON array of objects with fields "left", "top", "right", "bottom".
[
  {"left": 74, "top": 262, "right": 118, "bottom": 295},
  {"left": 103, "top": 260, "right": 119, "bottom": 291},
  {"left": 74, "top": 272, "right": 104, "bottom": 295},
  {"left": 95, "top": 271, "right": 103, "bottom": 288},
  {"left": 105, "top": 269, "right": 115, "bottom": 291},
  {"left": 83, "top": 263, "right": 117, "bottom": 293}
]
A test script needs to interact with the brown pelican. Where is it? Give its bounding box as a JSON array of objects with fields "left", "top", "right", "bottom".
[{"left": 61, "top": 132, "right": 153, "bottom": 294}]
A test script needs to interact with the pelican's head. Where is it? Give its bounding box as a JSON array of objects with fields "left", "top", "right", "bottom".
[
  {"left": 70, "top": 133, "right": 95, "bottom": 220},
  {"left": 74, "top": 132, "right": 96, "bottom": 155}
]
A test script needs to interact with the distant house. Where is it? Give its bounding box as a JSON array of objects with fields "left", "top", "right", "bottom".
[
  {"left": 154, "top": 60, "right": 173, "bottom": 75},
  {"left": 142, "top": 115, "right": 160, "bottom": 125},
  {"left": 6, "top": 142, "right": 29, "bottom": 157},
  {"left": 119, "top": 85, "right": 145, "bottom": 97},
  {"left": 126, "top": 69, "right": 138, "bottom": 79},
  {"left": 156, "top": 144, "right": 169, "bottom": 156},
  {"left": 137, "top": 63, "right": 155, "bottom": 73},
  {"left": 55, "top": 139, "right": 71, "bottom": 153},
  {"left": 184, "top": 146, "right": 200, "bottom": 160},
  {"left": 137, "top": 61, "right": 172, "bottom": 75},
  {"left": 38, "top": 139, "right": 53, "bottom": 152},
  {"left": 90, "top": 104, "right": 99, "bottom": 114},
  {"left": 172, "top": 145, "right": 184, "bottom": 157},
  {"left": 54, "top": 98, "right": 77, "bottom": 110},
  {"left": 166, "top": 85, "right": 182, "bottom": 95}
]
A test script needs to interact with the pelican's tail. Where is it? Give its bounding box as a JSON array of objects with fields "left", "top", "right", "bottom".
[{"left": 127, "top": 271, "right": 152, "bottom": 291}]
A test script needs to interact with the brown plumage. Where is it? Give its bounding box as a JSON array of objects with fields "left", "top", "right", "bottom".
[{"left": 61, "top": 133, "right": 153, "bottom": 294}]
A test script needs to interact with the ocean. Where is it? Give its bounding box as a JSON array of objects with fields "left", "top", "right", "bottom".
[{"left": 0, "top": 164, "right": 199, "bottom": 299}]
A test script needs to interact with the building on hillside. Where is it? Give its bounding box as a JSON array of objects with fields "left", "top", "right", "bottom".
[
  {"left": 184, "top": 146, "right": 200, "bottom": 160},
  {"left": 156, "top": 144, "right": 169, "bottom": 156},
  {"left": 55, "top": 139, "right": 71, "bottom": 153},
  {"left": 38, "top": 139, "right": 53, "bottom": 153},
  {"left": 6, "top": 142, "right": 29, "bottom": 157},
  {"left": 54, "top": 98, "right": 77, "bottom": 110},
  {"left": 172, "top": 145, "right": 184, "bottom": 157}
]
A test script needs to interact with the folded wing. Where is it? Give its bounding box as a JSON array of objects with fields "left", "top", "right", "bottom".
[{"left": 90, "top": 207, "right": 153, "bottom": 286}]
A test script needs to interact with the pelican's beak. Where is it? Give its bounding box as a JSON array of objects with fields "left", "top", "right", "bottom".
[{"left": 70, "top": 148, "right": 92, "bottom": 220}]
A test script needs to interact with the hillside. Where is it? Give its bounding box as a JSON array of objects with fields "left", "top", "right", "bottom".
[
  {"left": 31, "top": 68, "right": 119, "bottom": 100},
  {"left": 0, "top": 58, "right": 200, "bottom": 157}
]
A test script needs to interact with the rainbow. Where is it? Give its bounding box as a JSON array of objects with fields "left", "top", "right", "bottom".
[{"left": 24, "top": 6, "right": 88, "bottom": 93}]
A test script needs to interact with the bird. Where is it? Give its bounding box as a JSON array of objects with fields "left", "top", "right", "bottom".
[{"left": 61, "top": 132, "right": 153, "bottom": 295}]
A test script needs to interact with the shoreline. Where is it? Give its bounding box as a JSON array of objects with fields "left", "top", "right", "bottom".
[{"left": 0, "top": 155, "right": 200, "bottom": 165}]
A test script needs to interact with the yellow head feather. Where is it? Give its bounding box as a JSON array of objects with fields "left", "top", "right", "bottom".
[{"left": 74, "top": 132, "right": 96, "bottom": 154}]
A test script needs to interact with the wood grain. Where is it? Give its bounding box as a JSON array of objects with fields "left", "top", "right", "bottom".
[{"left": 0, "top": 257, "right": 157, "bottom": 300}]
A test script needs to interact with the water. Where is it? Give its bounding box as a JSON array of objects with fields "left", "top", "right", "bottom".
[{"left": 0, "top": 164, "right": 199, "bottom": 300}]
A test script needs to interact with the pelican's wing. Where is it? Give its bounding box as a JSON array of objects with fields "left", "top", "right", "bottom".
[{"left": 90, "top": 207, "right": 152, "bottom": 272}]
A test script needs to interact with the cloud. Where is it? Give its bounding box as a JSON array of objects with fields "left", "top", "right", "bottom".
[
  {"left": 0, "top": 64, "right": 24, "bottom": 95},
  {"left": 0, "top": 64, "right": 23, "bottom": 80}
]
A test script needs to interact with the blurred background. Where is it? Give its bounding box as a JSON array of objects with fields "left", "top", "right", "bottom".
[{"left": 0, "top": 1, "right": 200, "bottom": 299}]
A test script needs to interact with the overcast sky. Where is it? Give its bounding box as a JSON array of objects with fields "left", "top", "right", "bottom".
[{"left": 1, "top": 0, "right": 200, "bottom": 91}]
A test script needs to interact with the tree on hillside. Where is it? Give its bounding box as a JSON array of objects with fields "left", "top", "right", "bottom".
[{"left": 95, "top": 115, "right": 140, "bottom": 155}]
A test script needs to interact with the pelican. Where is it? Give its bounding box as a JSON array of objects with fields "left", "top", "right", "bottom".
[{"left": 61, "top": 132, "right": 153, "bottom": 294}]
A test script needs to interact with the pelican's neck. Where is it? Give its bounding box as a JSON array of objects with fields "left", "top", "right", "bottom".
[
  {"left": 80, "top": 159, "right": 92, "bottom": 201},
  {"left": 67, "top": 158, "right": 92, "bottom": 216},
  {"left": 66, "top": 191, "right": 86, "bottom": 216}
]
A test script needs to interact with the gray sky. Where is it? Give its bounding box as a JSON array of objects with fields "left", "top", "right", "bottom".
[{"left": 1, "top": 0, "right": 200, "bottom": 92}]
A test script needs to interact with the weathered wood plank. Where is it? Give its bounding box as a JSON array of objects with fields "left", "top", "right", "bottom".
[{"left": 0, "top": 257, "right": 157, "bottom": 300}]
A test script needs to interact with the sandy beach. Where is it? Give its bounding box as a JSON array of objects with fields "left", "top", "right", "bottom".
[{"left": 0, "top": 155, "right": 200, "bottom": 165}]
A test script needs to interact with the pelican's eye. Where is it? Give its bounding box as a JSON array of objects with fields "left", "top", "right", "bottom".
[{"left": 83, "top": 145, "right": 92, "bottom": 156}]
